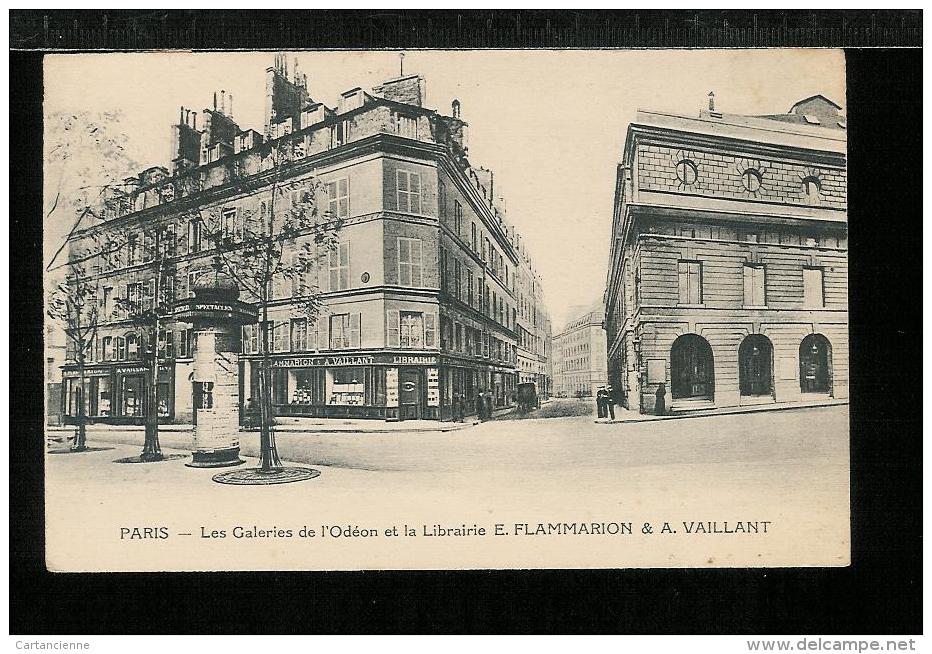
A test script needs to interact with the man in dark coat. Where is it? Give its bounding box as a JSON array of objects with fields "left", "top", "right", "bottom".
[
  {"left": 605, "top": 385, "right": 616, "bottom": 420},
  {"left": 596, "top": 387, "right": 607, "bottom": 418},
  {"left": 655, "top": 383, "right": 666, "bottom": 416}
]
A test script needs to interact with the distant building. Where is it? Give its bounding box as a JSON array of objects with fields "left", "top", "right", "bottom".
[
  {"left": 551, "top": 304, "right": 608, "bottom": 398},
  {"left": 604, "top": 95, "right": 847, "bottom": 414},
  {"left": 60, "top": 55, "right": 550, "bottom": 424}
]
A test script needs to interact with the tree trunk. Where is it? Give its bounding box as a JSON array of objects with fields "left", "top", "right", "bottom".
[
  {"left": 141, "top": 319, "right": 163, "bottom": 462},
  {"left": 257, "top": 302, "right": 282, "bottom": 471},
  {"left": 74, "top": 364, "right": 88, "bottom": 451}
]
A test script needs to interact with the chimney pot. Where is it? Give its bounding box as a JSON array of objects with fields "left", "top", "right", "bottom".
[
  {"left": 452, "top": 98, "right": 461, "bottom": 119},
  {"left": 708, "top": 90, "right": 715, "bottom": 112}
]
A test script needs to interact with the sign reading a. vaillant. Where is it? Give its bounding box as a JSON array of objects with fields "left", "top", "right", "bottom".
[{"left": 271, "top": 355, "right": 376, "bottom": 368}]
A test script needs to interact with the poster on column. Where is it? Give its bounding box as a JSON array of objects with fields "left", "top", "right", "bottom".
[{"left": 39, "top": 44, "right": 857, "bottom": 576}]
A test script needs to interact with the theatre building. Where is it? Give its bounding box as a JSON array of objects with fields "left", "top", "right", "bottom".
[
  {"left": 603, "top": 96, "right": 848, "bottom": 414},
  {"left": 60, "top": 56, "right": 543, "bottom": 424}
]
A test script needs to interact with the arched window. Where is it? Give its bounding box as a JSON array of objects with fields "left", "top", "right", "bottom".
[
  {"left": 670, "top": 334, "right": 714, "bottom": 400},
  {"left": 738, "top": 334, "right": 774, "bottom": 397},
  {"left": 799, "top": 334, "right": 833, "bottom": 395}
]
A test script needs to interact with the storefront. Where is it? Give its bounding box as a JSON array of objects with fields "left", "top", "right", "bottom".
[
  {"left": 62, "top": 363, "right": 175, "bottom": 425},
  {"left": 438, "top": 356, "right": 517, "bottom": 421},
  {"left": 242, "top": 352, "right": 443, "bottom": 421}
]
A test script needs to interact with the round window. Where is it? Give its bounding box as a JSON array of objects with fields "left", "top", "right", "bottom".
[
  {"left": 675, "top": 160, "right": 698, "bottom": 186},
  {"left": 360, "top": 272, "right": 371, "bottom": 283},
  {"left": 742, "top": 168, "right": 763, "bottom": 193}
]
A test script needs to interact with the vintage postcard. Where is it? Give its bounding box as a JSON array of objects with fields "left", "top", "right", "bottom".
[{"left": 43, "top": 48, "right": 848, "bottom": 571}]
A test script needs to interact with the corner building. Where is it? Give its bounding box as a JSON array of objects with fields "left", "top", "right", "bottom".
[
  {"left": 604, "top": 96, "right": 848, "bottom": 414},
  {"left": 61, "top": 57, "right": 545, "bottom": 423}
]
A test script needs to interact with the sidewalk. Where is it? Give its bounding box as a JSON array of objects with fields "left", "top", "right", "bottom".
[{"left": 593, "top": 397, "right": 848, "bottom": 424}]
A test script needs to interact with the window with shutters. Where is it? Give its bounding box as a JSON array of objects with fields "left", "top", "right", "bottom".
[
  {"left": 126, "top": 333, "right": 139, "bottom": 359},
  {"left": 326, "top": 178, "right": 350, "bottom": 219},
  {"left": 329, "top": 242, "right": 350, "bottom": 291},
  {"left": 803, "top": 267, "right": 824, "bottom": 308},
  {"left": 271, "top": 321, "right": 290, "bottom": 353},
  {"left": 330, "top": 314, "right": 351, "bottom": 350},
  {"left": 399, "top": 312, "right": 424, "bottom": 349},
  {"left": 454, "top": 259, "right": 462, "bottom": 301},
  {"left": 398, "top": 237, "right": 423, "bottom": 287},
  {"left": 101, "top": 336, "right": 113, "bottom": 361},
  {"left": 677, "top": 260, "right": 703, "bottom": 305},
  {"left": 115, "top": 336, "right": 126, "bottom": 361},
  {"left": 471, "top": 222, "right": 478, "bottom": 253},
  {"left": 424, "top": 313, "right": 435, "bottom": 348},
  {"left": 291, "top": 318, "right": 308, "bottom": 351},
  {"left": 127, "top": 233, "right": 139, "bottom": 266},
  {"left": 743, "top": 264, "right": 766, "bottom": 307},
  {"left": 291, "top": 251, "right": 310, "bottom": 296},
  {"left": 221, "top": 207, "right": 239, "bottom": 241},
  {"left": 396, "top": 170, "right": 421, "bottom": 214},
  {"left": 466, "top": 269, "right": 474, "bottom": 306}
]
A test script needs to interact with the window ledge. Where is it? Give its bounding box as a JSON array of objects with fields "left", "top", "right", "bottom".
[
  {"left": 742, "top": 305, "right": 769, "bottom": 310},
  {"left": 676, "top": 303, "right": 706, "bottom": 309}
]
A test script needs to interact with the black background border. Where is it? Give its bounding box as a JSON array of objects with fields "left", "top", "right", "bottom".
[{"left": 10, "top": 11, "right": 922, "bottom": 635}]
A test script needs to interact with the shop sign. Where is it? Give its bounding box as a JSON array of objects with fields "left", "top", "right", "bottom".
[
  {"left": 271, "top": 355, "right": 375, "bottom": 368},
  {"left": 386, "top": 367, "right": 399, "bottom": 407},
  {"left": 63, "top": 368, "right": 111, "bottom": 378},
  {"left": 426, "top": 367, "right": 440, "bottom": 407},
  {"left": 392, "top": 355, "right": 438, "bottom": 366}
]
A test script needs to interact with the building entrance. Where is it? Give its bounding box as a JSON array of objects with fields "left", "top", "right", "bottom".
[
  {"left": 399, "top": 369, "right": 423, "bottom": 420},
  {"left": 670, "top": 334, "right": 714, "bottom": 400},
  {"left": 739, "top": 334, "right": 774, "bottom": 397},
  {"left": 799, "top": 334, "right": 832, "bottom": 394}
]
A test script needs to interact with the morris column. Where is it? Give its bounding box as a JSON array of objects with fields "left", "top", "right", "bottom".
[{"left": 174, "top": 269, "right": 258, "bottom": 468}]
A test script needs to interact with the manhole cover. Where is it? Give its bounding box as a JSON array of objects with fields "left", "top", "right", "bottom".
[{"left": 212, "top": 467, "right": 321, "bottom": 485}]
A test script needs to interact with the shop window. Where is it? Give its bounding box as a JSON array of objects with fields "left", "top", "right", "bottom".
[
  {"left": 157, "top": 382, "right": 171, "bottom": 417},
  {"left": 677, "top": 260, "right": 703, "bottom": 305},
  {"left": 122, "top": 375, "right": 144, "bottom": 417},
  {"left": 803, "top": 267, "right": 824, "bottom": 308},
  {"left": 329, "top": 367, "right": 365, "bottom": 406},
  {"left": 326, "top": 178, "right": 350, "bottom": 219},
  {"left": 743, "top": 264, "right": 766, "bottom": 307},
  {"left": 291, "top": 318, "right": 308, "bottom": 351},
  {"left": 291, "top": 369, "right": 326, "bottom": 406},
  {"left": 396, "top": 169, "right": 421, "bottom": 214},
  {"left": 93, "top": 377, "right": 112, "bottom": 417},
  {"left": 398, "top": 237, "right": 423, "bottom": 287},
  {"left": 329, "top": 242, "right": 350, "bottom": 291}
]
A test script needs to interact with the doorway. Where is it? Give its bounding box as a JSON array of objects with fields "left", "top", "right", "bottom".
[
  {"left": 670, "top": 334, "right": 715, "bottom": 400},
  {"left": 739, "top": 334, "right": 774, "bottom": 397},
  {"left": 399, "top": 369, "right": 423, "bottom": 420},
  {"left": 799, "top": 334, "right": 832, "bottom": 394}
]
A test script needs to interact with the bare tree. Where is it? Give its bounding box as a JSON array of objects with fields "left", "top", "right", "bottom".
[
  {"left": 112, "top": 225, "right": 179, "bottom": 462},
  {"left": 193, "top": 141, "right": 343, "bottom": 472},
  {"left": 46, "top": 260, "right": 101, "bottom": 451}
]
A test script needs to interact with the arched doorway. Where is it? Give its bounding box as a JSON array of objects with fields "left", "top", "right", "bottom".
[
  {"left": 670, "top": 334, "right": 714, "bottom": 400},
  {"left": 799, "top": 334, "right": 832, "bottom": 394},
  {"left": 739, "top": 334, "right": 774, "bottom": 397}
]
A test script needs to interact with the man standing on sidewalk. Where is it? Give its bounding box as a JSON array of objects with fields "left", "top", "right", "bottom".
[
  {"left": 605, "top": 385, "right": 616, "bottom": 421},
  {"left": 596, "top": 387, "right": 607, "bottom": 419}
]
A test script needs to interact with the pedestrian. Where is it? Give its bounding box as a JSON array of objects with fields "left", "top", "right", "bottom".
[
  {"left": 605, "top": 385, "right": 616, "bottom": 421},
  {"left": 455, "top": 394, "right": 465, "bottom": 422},
  {"left": 655, "top": 383, "right": 666, "bottom": 416},
  {"left": 596, "top": 387, "right": 606, "bottom": 418},
  {"left": 452, "top": 393, "right": 461, "bottom": 423},
  {"left": 484, "top": 393, "right": 493, "bottom": 420}
]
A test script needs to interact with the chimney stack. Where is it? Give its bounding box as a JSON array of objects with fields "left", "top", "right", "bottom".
[
  {"left": 708, "top": 91, "right": 715, "bottom": 112},
  {"left": 452, "top": 98, "right": 461, "bottom": 119}
]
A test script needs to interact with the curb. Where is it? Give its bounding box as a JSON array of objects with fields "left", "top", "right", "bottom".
[{"left": 594, "top": 400, "right": 848, "bottom": 424}]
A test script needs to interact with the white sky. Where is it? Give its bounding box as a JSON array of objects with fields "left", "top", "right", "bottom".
[{"left": 44, "top": 49, "right": 845, "bottom": 330}]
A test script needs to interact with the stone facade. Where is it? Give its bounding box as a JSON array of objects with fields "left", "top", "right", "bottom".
[
  {"left": 604, "top": 98, "right": 848, "bottom": 415},
  {"left": 60, "top": 56, "right": 548, "bottom": 424}
]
